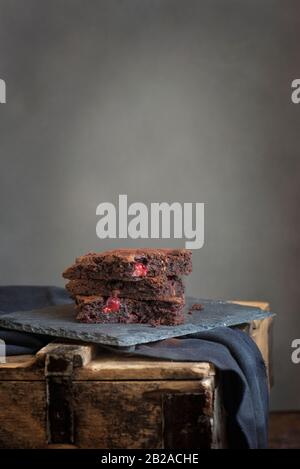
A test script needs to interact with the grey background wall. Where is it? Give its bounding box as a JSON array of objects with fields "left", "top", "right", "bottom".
[{"left": 0, "top": 0, "right": 299, "bottom": 410}]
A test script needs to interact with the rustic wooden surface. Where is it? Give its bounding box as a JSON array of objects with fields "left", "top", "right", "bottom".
[
  {"left": 74, "top": 352, "right": 215, "bottom": 381},
  {"left": 0, "top": 381, "right": 46, "bottom": 448},
  {"left": 269, "top": 411, "right": 300, "bottom": 449},
  {"left": 0, "top": 300, "right": 272, "bottom": 449},
  {"left": 232, "top": 301, "right": 273, "bottom": 384},
  {"left": 73, "top": 379, "right": 216, "bottom": 449},
  {"left": 36, "top": 341, "right": 97, "bottom": 368},
  {"left": 0, "top": 354, "right": 43, "bottom": 380}
]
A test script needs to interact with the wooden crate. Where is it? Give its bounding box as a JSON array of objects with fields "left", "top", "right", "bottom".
[{"left": 0, "top": 301, "right": 272, "bottom": 449}]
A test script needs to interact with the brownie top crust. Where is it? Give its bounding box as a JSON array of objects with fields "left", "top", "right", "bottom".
[
  {"left": 76, "top": 248, "right": 191, "bottom": 263},
  {"left": 63, "top": 248, "right": 192, "bottom": 280}
]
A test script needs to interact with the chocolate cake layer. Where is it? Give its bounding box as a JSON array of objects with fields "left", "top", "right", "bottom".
[
  {"left": 66, "top": 276, "right": 184, "bottom": 300},
  {"left": 75, "top": 295, "right": 185, "bottom": 326},
  {"left": 63, "top": 248, "right": 192, "bottom": 281}
]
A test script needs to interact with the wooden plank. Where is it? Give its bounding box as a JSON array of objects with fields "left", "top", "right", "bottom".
[
  {"left": 0, "top": 355, "right": 44, "bottom": 380},
  {"left": 47, "top": 444, "right": 78, "bottom": 449},
  {"left": 269, "top": 411, "right": 300, "bottom": 449},
  {"left": 36, "top": 341, "right": 96, "bottom": 368},
  {"left": 0, "top": 341, "right": 96, "bottom": 380},
  {"left": 72, "top": 379, "right": 214, "bottom": 449},
  {"left": 248, "top": 316, "right": 273, "bottom": 385},
  {"left": 47, "top": 377, "right": 74, "bottom": 444},
  {"left": 0, "top": 344, "right": 217, "bottom": 448},
  {"left": 0, "top": 381, "right": 47, "bottom": 448},
  {"left": 3, "top": 354, "right": 34, "bottom": 363},
  {"left": 39, "top": 341, "right": 95, "bottom": 444},
  {"left": 163, "top": 379, "right": 215, "bottom": 448},
  {"left": 232, "top": 301, "right": 273, "bottom": 385},
  {"left": 74, "top": 352, "right": 214, "bottom": 381},
  {"left": 212, "top": 377, "right": 227, "bottom": 448},
  {"left": 0, "top": 378, "right": 218, "bottom": 449},
  {"left": 0, "top": 377, "right": 217, "bottom": 449}
]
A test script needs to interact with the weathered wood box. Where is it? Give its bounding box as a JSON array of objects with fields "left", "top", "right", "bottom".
[{"left": 0, "top": 301, "right": 272, "bottom": 449}]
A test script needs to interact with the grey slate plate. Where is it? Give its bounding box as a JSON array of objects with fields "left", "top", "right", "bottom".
[{"left": 0, "top": 296, "right": 274, "bottom": 347}]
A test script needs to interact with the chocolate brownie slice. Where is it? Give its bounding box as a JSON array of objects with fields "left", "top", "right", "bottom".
[
  {"left": 63, "top": 248, "right": 192, "bottom": 281},
  {"left": 75, "top": 294, "right": 185, "bottom": 326},
  {"left": 66, "top": 276, "right": 184, "bottom": 300}
]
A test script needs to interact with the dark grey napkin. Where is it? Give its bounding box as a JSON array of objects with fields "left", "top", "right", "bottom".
[{"left": 0, "top": 285, "right": 72, "bottom": 354}]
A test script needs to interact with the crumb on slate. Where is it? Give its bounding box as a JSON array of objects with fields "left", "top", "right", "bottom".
[{"left": 188, "top": 303, "right": 204, "bottom": 314}]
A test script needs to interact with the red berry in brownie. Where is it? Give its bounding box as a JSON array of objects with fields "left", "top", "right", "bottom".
[
  {"left": 132, "top": 262, "right": 148, "bottom": 277},
  {"left": 102, "top": 296, "right": 120, "bottom": 313}
]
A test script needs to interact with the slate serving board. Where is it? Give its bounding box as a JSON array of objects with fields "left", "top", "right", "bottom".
[{"left": 0, "top": 296, "right": 274, "bottom": 347}]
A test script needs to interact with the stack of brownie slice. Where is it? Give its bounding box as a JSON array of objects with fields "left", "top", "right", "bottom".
[{"left": 63, "top": 248, "right": 192, "bottom": 326}]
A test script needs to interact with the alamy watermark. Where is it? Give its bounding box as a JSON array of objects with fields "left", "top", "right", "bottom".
[
  {"left": 96, "top": 195, "right": 204, "bottom": 249},
  {"left": 291, "top": 339, "right": 300, "bottom": 364},
  {"left": 0, "top": 79, "right": 6, "bottom": 103},
  {"left": 0, "top": 339, "right": 6, "bottom": 364},
  {"left": 291, "top": 79, "right": 300, "bottom": 103}
]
